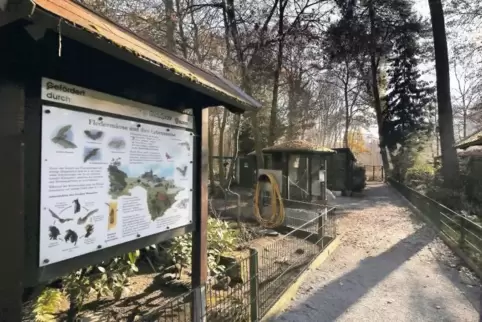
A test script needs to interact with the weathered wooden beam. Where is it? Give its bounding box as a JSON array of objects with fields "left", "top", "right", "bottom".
[
  {"left": 191, "top": 107, "right": 208, "bottom": 321},
  {"left": 0, "top": 79, "right": 25, "bottom": 322}
]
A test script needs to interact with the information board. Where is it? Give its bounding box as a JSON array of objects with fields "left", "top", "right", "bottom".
[{"left": 39, "top": 82, "right": 194, "bottom": 266}]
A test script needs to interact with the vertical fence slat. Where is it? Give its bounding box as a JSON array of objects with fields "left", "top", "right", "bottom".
[{"left": 249, "top": 248, "right": 259, "bottom": 322}]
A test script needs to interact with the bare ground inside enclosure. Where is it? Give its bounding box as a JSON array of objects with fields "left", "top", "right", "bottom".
[{"left": 277, "top": 183, "right": 481, "bottom": 322}]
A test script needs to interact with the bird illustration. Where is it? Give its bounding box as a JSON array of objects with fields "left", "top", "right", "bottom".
[
  {"left": 84, "top": 130, "right": 104, "bottom": 140},
  {"left": 84, "top": 148, "right": 100, "bottom": 162},
  {"left": 176, "top": 165, "right": 187, "bottom": 177},
  {"left": 51, "top": 125, "right": 77, "bottom": 149},
  {"left": 165, "top": 152, "right": 172, "bottom": 160},
  {"left": 73, "top": 199, "right": 81, "bottom": 214},
  {"left": 108, "top": 139, "right": 126, "bottom": 150},
  {"left": 49, "top": 226, "right": 61, "bottom": 240},
  {"left": 77, "top": 209, "right": 99, "bottom": 225},
  {"left": 178, "top": 141, "right": 191, "bottom": 151},
  {"left": 84, "top": 224, "right": 94, "bottom": 238},
  {"left": 49, "top": 209, "right": 73, "bottom": 224},
  {"left": 64, "top": 229, "right": 78, "bottom": 245}
]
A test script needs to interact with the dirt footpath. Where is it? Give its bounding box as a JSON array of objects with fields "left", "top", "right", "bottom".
[{"left": 277, "top": 183, "right": 481, "bottom": 322}]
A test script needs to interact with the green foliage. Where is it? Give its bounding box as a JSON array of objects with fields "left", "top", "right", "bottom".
[
  {"left": 382, "top": 19, "right": 435, "bottom": 151},
  {"left": 390, "top": 132, "right": 433, "bottom": 183},
  {"left": 33, "top": 288, "right": 64, "bottom": 322},
  {"left": 166, "top": 218, "right": 238, "bottom": 275},
  {"left": 63, "top": 250, "right": 140, "bottom": 316},
  {"left": 405, "top": 163, "right": 435, "bottom": 187}
]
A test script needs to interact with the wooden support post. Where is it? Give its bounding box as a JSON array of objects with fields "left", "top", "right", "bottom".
[
  {"left": 318, "top": 160, "right": 327, "bottom": 244},
  {"left": 249, "top": 248, "right": 259, "bottom": 322},
  {"left": 0, "top": 80, "right": 25, "bottom": 322},
  {"left": 191, "top": 108, "right": 209, "bottom": 322},
  {"left": 307, "top": 156, "right": 312, "bottom": 202}
]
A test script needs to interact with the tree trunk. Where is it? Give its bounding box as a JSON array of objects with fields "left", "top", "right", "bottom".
[
  {"left": 208, "top": 116, "right": 215, "bottom": 190},
  {"left": 218, "top": 109, "right": 228, "bottom": 187},
  {"left": 163, "top": 0, "right": 176, "bottom": 53},
  {"left": 343, "top": 77, "right": 350, "bottom": 148},
  {"left": 225, "top": 0, "right": 264, "bottom": 170},
  {"left": 226, "top": 114, "right": 241, "bottom": 185},
  {"left": 175, "top": 0, "right": 188, "bottom": 59},
  {"left": 368, "top": 2, "right": 390, "bottom": 175},
  {"left": 268, "top": 0, "right": 287, "bottom": 146},
  {"left": 428, "top": 0, "right": 460, "bottom": 184}
]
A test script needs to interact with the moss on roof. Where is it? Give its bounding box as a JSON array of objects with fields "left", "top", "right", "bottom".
[
  {"left": 262, "top": 140, "right": 335, "bottom": 154},
  {"left": 455, "top": 129, "right": 482, "bottom": 149}
]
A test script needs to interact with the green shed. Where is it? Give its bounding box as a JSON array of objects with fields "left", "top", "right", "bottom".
[{"left": 252, "top": 140, "right": 335, "bottom": 202}]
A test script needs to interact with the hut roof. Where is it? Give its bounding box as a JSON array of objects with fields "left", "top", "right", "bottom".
[
  {"left": 11, "top": 0, "right": 261, "bottom": 113},
  {"left": 455, "top": 128, "right": 482, "bottom": 149},
  {"left": 458, "top": 145, "right": 482, "bottom": 157},
  {"left": 332, "top": 148, "right": 357, "bottom": 162},
  {"left": 262, "top": 140, "right": 335, "bottom": 154}
]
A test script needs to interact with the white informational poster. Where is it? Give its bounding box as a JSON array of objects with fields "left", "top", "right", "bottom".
[{"left": 39, "top": 82, "right": 194, "bottom": 266}]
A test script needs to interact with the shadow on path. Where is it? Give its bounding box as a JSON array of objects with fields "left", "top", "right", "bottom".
[{"left": 275, "top": 226, "right": 435, "bottom": 321}]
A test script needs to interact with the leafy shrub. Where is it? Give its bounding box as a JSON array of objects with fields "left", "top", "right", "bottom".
[
  {"left": 33, "top": 288, "right": 63, "bottom": 322},
  {"left": 405, "top": 163, "right": 435, "bottom": 187},
  {"left": 166, "top": 217, "right": 238, "bottom": 276},
  {"left": 63, "top": 250, "right": 140, "bottom": 319}
]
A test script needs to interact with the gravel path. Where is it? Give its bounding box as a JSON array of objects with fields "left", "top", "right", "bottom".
[{"left": 277, "top": 183, "right": 481, "bottom": 322}]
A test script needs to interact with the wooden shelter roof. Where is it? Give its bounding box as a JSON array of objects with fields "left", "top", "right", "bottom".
[
  {"left": 3, "top": 0, "right": 261, "bottom": 112},
  {"left": 262, "top": 140, "right": 335, "bottom": 154},
  {"left": 455, "top": 128, "right": 482, "bottom": 149}
]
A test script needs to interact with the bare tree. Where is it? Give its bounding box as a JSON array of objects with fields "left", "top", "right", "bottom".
[
  {"left": 452, "top": 53, "right": 480, "bottom": 140},
  {"left": 428, "top": 0, "right": 460, "bottom": 184}
]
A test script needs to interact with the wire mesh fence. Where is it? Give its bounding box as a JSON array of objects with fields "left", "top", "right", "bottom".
[
  {"left": 258, "top": 206, "right": 336, "bottom": 317},
  {"left": 150, "top": 251, "right": 256, "bottom": 322},
  {"left": 151, "top": 206, "right": 337, "bottom": 322},
  {"left": 389, "top": 178, "right": 482, "bottom": 270}
]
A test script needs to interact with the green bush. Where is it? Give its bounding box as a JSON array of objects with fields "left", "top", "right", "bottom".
[
  {"left": 166, "top": 217, "right": 238, "bottom": 275},
  {"left": 405, "top": 163, "right": 435, "bottom": 187},
  {"left": 33, "top": 288, "right": 63, "bottom": 322}
]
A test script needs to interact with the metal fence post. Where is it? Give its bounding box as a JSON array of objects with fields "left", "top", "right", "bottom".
[
  {"left": 249, "top": 248, "right": 259, "bottom": 322},
  {"left": 460, "top": 216, "right": 467, "bottom": 248},
  {"left": 318, "top": 208, "right": 326, "bottom": 244}
]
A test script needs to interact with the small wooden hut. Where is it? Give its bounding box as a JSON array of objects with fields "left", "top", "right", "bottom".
[{"left": 255, "top": 140, "right": 335, "bottom": 202}]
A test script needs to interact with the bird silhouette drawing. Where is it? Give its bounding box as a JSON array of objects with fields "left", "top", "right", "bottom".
[
  {"left": 176, "top": 166, "right": 188, "bottom": 177},
  {"left": 178, "top": 141, "right": 191, "bottom": 151},
  {"left": 49, "top": 209, "right": 73, "bottom": 224},
  {"left": 84, "top": 130, "right": 104, "bottom": 140},
  {"left": 64, "top": 229, "right": 78, "bottom": 245},
  {"left": 84, "top": 224, "right": 94, "bottom": 238},
  {"left": 165, "top": 152, "right": 172, "bottom": 160},
  {"left": 73, "top": 199, "right": 81, "bottom": 214},
  {"left": 84, "top": 148, "right": 100, "bottom": 163},
  {"left": 49, "top": 226, "right": 61, "bottom": 240},
  {"left": 77, "top": 209, "right": 99, "bottom": 225}
]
